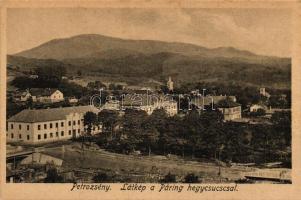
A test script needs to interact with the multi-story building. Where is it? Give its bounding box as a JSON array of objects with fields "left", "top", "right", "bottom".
[
  {"left": 6, "top": 106, "right": 101, "bottom": 145},
  {"left": 121, "top": 93, "right": 178, "bottom": 116},
  {"left": 217, "top": 101, "right": 242, "bottom": 121},
  {"left": 190, "top": 95, "right": 237, "bottom": 110},
  {"left": 191, "top": 95, "right": 241, "bottom": 121},
  {"left": 160, "top": 100, "right": 178, "bottom": 116}
]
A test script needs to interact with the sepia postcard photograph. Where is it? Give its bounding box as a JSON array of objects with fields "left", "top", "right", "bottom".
[{"left": 1, "top": 1, "right": 301, "bottom": 200}]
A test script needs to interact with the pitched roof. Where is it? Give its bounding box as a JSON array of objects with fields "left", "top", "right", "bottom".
[
  {"left": 217, "top": 99, "right": 241, "bottom": 108},
  {"left": 29, "top": 88, "right": 59, "bottom": 96},
  {"left": 7, "top": 105, "right": 99, "bottom": 123}
]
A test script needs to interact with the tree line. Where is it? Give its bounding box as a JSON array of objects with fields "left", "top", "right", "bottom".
[{"left": 83, "top": 108, "right": 291, "bottom": 165}]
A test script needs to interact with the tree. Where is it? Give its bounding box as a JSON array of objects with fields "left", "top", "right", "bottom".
[
  {"left": 201, "top": 124, "right": 224, "bottom": 160},
  {"left": 184, "top": 173, "right": 200, "bottom": 183},
  {"left": 44, "top": 168, "right": 63, "bottom": 183},
  {"left": 120, "top": 109, "right": 148, "bottom": 152},
  {"left": 160, "top": 172, "right": 176, "bottom": 183},
  {"left": 92, "top": 173, "right": 109, "bottom": 183},
  {"left": 26, "top": 96, "right": 33, "bottom": 108},
  {"left": 109, "top": 83, "right": 116, "bottom": 90},
  {"left": 11, "top": 76, "right": 36, "bottom": 89},
  {"left": 35, "top": 65, "right": 67, "bottom": 87},
  {"left": 199, "top": 110, "right": 223, "bottom": 128},
  {"left": 255, "top": 108, "right": 266, "bottom": 116},
  {"left": 142, "top": 126, "right": 159, "bottom": 156},
  {"left": 271, "top": 111, "right": 291, "bottom": 146},
  {"left": 77, "top": 70, "right": 82, "bottom": 77},
  {"left": 87, "top": 81, "right": 106, "bottom": 90},
  {"left": 98, "top": 110, "right": 119, "bottom": 139},
  {"left": 158, "top": 116, "right": 182, "bottom": 155},
  {"left": 148, "top": 108, "right": 168, "bottom": 133},
  {"left": 58, "top": 81, "right": 88, "bottom": 99},
  {"left": 183, "top": 109, "right": 203, "bottom": 158},
  {"left": 84, "top": 111, "right": 98, "bottom": 136}
]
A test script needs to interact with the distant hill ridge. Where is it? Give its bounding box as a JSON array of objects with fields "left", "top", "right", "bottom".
[
  {"left": 9, "top": 34, "right": 291, "bottom": 88},
  {"left": 14, "top": 34, "right": 285, "bottom": 61}
]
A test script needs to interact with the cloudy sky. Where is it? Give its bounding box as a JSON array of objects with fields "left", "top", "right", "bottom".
[{"left": 7, "top": 8, "right": 292, "bottom": 57}]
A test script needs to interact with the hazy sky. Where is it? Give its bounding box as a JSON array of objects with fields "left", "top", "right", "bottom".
[{"left": 7, "top": 8, "right": 292, "bottom": 57}]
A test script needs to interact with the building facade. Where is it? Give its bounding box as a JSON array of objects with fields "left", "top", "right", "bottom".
[
  {"left": 260, "top": 87, "right": 271, "bottom": 98},
  {"left": 7, "top": 106, "right": 101, "bottom": 145},
  {"left": 121, "top": 93, "right": 178, "bottom": 116},
  {"left": 19, "top": 88, "right": 64, "bottom": 103},
  {"left": 191, "top": 95, "right": 241, "bottom": 121},
  {"left": 250, "top": 104, "right": 268, "bottom": 112},
  {"left": 218, "top": 105, "right": 242, "bottom": 121}
]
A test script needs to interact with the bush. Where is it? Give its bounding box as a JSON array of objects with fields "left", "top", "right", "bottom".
[
  {"left": 184, "top": 173, "right": 200, "bottom": 183},
  {"left": 92, "top": 173, "right": 109, "bottom": 183},
  {"left": 44, "top": 168, "right": 63, "bottom": 183},
  {"left": 160, "top": 172, "right": 176, "bottom": 183}
]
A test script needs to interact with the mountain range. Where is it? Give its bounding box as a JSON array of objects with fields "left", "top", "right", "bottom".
[{"left": 8, "top": 34, "right": 291, "bottom": 88}]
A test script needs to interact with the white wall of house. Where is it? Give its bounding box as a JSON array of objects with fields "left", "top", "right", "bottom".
[
  {"left": 20, "top": 93, "right": 31, "bottom": 102},
  {"left": 218, "top": 106, "right": 242, "bottom": 121},
  {"left": 122, "top": 100, "right": 178, "bottom": 116},
  {"left": 6, "top": 122, "right": 34, "bottom": 143},
  {"left": 50, "top": 90, "right": 64, "bottom": 102},
  {"left": 161, "top": 101, "right": 178, "bottom": 116},
  {"left": 250, "top": 104, "right": 267, "bottom": 112},
  {"left": 32, "top": 90, "right": 64, "bottom": 103},
  {"left": 7, "top": 112, "right": 101, "bottom": 145}
]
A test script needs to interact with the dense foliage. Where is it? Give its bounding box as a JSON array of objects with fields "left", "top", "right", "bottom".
[{"left": 84, "top": 108, "right": 291, "bottom": 165}]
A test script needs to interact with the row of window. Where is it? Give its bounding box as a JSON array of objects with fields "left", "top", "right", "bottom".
[
  {"left": 37, "top": 129, "right": 80, "bottom": 140},
  {"left": 9, "top": 124, "right": 30, "bottom": 130},
  {"left": 9, "top": 120, "right": 82, "bottom": 131},
  {"left": 9, "top": 129, "right": 81, "bottom": 140},
  {"left": 37, "top": 120, "right": 81, "bottom": 130},
  {"left": 8, "top": 133, "right": 30, "bottom": 140}
]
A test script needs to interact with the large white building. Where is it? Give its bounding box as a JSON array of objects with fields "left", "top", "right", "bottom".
[
  {"left": 217, "top": 103, "right": 242, "bottom": 121},
  {"left": 191, "top": 95, "right": 241, "bottom": 121},
  {"left": 6, "top": 106, "right": 101, "bottom": 145},
  {"left": 121, "top": 93, "right": 178, "bottom": 116}
]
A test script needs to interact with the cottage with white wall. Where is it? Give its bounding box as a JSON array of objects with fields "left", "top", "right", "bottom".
[{"left": 250, "top": 104, "right": 268, "bottom": 112}]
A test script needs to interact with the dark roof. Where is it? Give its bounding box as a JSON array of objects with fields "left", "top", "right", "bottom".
[
  {"left": 217, "top": 99, "right": 241, "bottom": 108},
  {"left": 29, "top": 88, "right": 59, "bottom": 96},
  {"left": 7, "top": 106, "right": 99, "bottom": 123}
]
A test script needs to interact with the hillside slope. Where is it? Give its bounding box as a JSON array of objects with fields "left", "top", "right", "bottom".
[{"left": 9, "top": 34, "right": 291, "bottom": 88}]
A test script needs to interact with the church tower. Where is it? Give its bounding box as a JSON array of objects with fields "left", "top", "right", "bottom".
[{"left": 167, "top": 76, "right": 174, "bottom": 91}]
